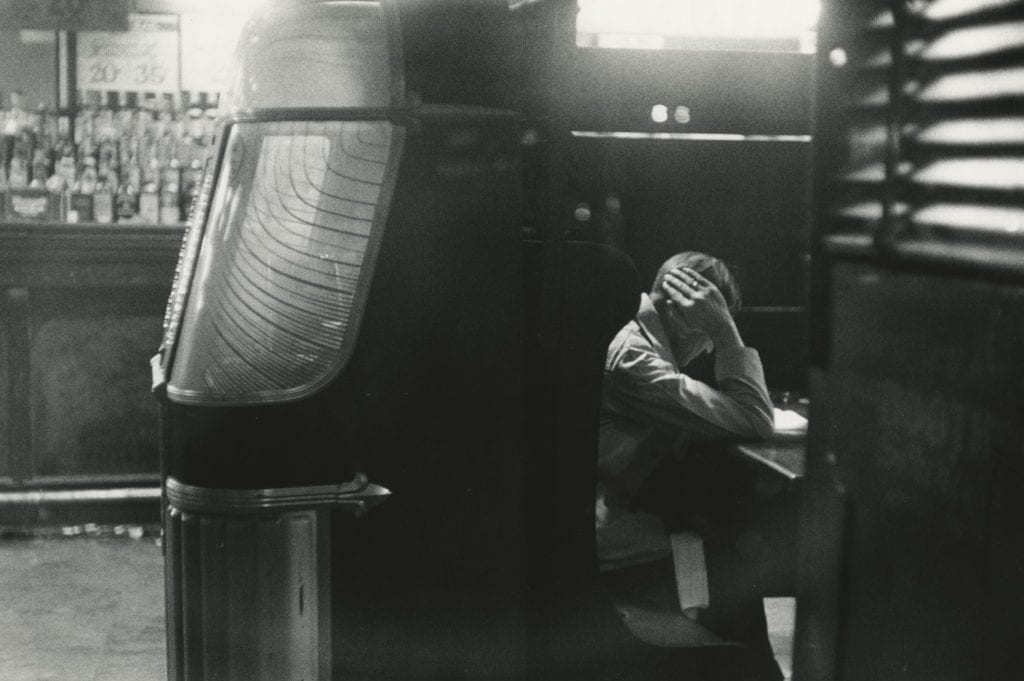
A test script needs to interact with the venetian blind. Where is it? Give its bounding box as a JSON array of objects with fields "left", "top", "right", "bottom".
[{"left": 817, "top": 0, "right": 1024, "bottom": 276}]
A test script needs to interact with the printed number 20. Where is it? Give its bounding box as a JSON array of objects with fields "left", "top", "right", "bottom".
[{"left": 89, "top": 63, "right": 120, "bottom": 83}]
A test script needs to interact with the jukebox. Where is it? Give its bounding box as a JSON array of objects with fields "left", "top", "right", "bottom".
[{"left": 151, "top": 2, "right": 533, "bottom": 679}]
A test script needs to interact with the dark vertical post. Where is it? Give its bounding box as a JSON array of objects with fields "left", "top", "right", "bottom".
[
  {"left": 5, "top": 288, "right": 32, "bottom": 486},
  {"left": 67, "top": 30, "right": 77, "bottom": 113}
]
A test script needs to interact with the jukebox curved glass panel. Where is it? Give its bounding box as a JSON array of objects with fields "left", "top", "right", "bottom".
[{"left": 166, "top": 119, "right": 403, "bottom": 405}]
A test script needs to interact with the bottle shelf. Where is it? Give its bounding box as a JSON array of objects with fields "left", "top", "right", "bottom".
[{"left": 2, "top": 91, "right": 215, "bottom": 228}]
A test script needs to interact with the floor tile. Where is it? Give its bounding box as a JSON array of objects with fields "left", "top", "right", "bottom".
[{"left": 0, "top": 534, "right": 166, "bottom": 681}]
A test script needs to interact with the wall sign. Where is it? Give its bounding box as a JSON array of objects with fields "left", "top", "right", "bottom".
[
  {"left": 0, "top": 0, "right": 129, "bottom": 32},
  {"left": 77, "top": 13, "right": 180, "bottom": 93}
]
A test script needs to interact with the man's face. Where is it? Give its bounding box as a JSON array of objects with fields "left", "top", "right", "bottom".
[{"left": 665, "top": 304, "right": 714, "bottom": 367}]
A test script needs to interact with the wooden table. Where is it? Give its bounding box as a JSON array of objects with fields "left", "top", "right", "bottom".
[
  {"left": 731, "top": 430, "right": 806, "bottom": 481},
  {"left": 729, "top": 399, "right": 808, "bottom": 481}
]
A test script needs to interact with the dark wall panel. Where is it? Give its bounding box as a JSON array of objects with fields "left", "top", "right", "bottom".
[
  {"left": 565, "top": 49, "right": 814, "bottom": 136},
  {"left": 799, "top": 262, "right": 1024, "bottom": 681},
  {"left": 30, "top": 310, "right": 162, "bottom": 478},
  {"left": 0, "top": 308, "right": 8, "bottom": 479},
  {"left": 0, "top": 30, "right": 56, "bottom": 108},
  {"left": 568, "top": 137, "right": 812, "bottom": 305}
]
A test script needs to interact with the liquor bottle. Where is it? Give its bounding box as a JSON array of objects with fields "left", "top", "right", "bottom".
[
  {"left": 115, "top": 91, "right": 133, "bottom": 139},
  {"left": 139, "top": 179, "right": 160, "bottom": 223},
  {"left": 62, "top": 176, "right": 78, "bottom": 222},
  {"left": 155, "top": 131, "right": 173, "bottom": 169},
  {"left": 42, "top": 143, "right": 65, "bottom": 221},
  {"left": 0, "top": 162, "right": 9, "bottom": 206},
  {"left": 44, "top": 162, "right": 66, "bottom": 197},
  {"left": 151, "top": 97, "right": 169, "bottom": 140},
  {"left": 5, "top": 91, "right": 26, "bottom": 136},
  {"left": 93, "top": 165, "right": 115, "bottom": 223},
  {"left": 74, "top": 100, "right": 93, "bottom": 147},
  {"left": 68, "top": 156, "right": 98, "bottom": 223},
  {"left": 1, "top": 107, "right": 13, "bottom": 171},
  {"left": 77, "top": 133, "right": 97, "bottom": 176},
  {"left": 126, "top": 161, "right": 141, "bottom": 193},
  {"left": 170, "top": 98, "right": 187, "bottom": 145},
  {"left": 29, "top": 148, "right": 50, "bottom": 189},
  {"left": 142, "top": 155, "right": 160, "bottom": 188},
  {"left": 38, "top": 103, "right": 57, "bottom": 153},
  {"left": 159, "top": 161, "right": 181, "bottom": 223},
  {"left": 116, "top": 168, "right": 139, "bottom": 223},
  {"left": 137, "top": 94, "right": 155, "bottom": 139},
  {"left": 176, "top": 135, "right": 198, "bottom": 169},
  {"left": 79, "top": 155, "right": 98, "bottom": 194},
  {"left": 7, "top": 129, "right": 31, "bottom": 188},
  {"left": 95, "top": 100, "right": 119, "bottom": 180},
  {"left": 53, "top": 116, "right": 77, "bottom": 187},
  {"left": 95, "top": 102, "right": 113, "bottom": 141},
  {"left": 137, "top": 133, "right": 153, "bottom": 175},
  {"left": 97, "top": 135, "right": 118, "bottom": 179},
  {"left": 162, "top": 157, "right": 181, "bottom": 189},
  {"left": 25, "top": 102, "right": 42, "bottom": 146},
  {"left": 119, "top": 134, "right": 140, "bottom": 177}
]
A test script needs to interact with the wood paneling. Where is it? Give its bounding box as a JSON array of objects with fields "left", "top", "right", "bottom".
[{"left": 0, "top": 222, "right": 183, "bottom": 523}]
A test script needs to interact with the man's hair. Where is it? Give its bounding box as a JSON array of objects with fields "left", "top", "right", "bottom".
[{"left": 650, "top": 251, "right": 742, "bottom": 312}]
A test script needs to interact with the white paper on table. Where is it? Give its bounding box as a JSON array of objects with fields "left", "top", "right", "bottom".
[{"left": 773, "top": 407, "right": 808, "bottom": 432}]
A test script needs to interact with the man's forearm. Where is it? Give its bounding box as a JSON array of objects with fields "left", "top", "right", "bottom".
[{"left": 709, "top": 318, "right": 743, "bottom": 351}]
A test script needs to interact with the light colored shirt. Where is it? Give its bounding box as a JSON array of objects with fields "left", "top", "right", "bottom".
[{"left": 596, "top": 293, "right": 774, "bottom": 570}]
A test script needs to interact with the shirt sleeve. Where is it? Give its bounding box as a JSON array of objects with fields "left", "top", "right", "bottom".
[{"left": 605, "top": 342, "right": 775, "bottom": 441}]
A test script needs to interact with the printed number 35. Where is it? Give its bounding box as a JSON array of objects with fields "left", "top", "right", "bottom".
[{"left": 135, "top": 64, "right": 166, "bottom": 85}]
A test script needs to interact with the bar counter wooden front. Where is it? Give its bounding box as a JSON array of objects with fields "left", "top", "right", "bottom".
[{"left": 0, "top": 221, "right": 185, "bottom": 528}]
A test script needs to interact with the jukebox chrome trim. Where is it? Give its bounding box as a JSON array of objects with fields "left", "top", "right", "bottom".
[{"left": 165, "top": 474, "right": 391, "bottom": 517}]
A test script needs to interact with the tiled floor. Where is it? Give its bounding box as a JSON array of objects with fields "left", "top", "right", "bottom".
[
  {"left": 0, "top": 531, "right": 166, "bottom": 681},
  {"left": 0, "top": 532, "right": 796, "bottom": 681}
]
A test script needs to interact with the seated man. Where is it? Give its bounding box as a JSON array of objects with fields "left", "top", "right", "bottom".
[{"left": 596, "top": 251, "right": 791, "bottom": 681}]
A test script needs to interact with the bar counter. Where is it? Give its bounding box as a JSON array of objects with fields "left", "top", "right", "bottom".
[{"left": 0, "top": 221, "right": 185, "bottom": 527}]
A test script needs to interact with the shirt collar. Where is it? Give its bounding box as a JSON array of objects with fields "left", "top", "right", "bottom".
[{"left": 635, "top": 293, "right": 677, "bottom": 370}]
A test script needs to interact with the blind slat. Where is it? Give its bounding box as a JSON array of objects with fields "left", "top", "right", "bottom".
[
  {"left": 911, "top": 157, "right": 1024, "bottom": 191},
  {"left": 918, "top": 0, "right": 1023, "bottom": 22},
  {"left": 916, "top": 64, "right": 1024, "bottom": 101},
  {"left": 917, "top": 21, "right": 1024, "bottom": 61},
  {"left": 842, "top": 163, "right": 887, "bottom": 183},
  {"left": 913, "top": 203, "right": 1024, "bottom": 235},
  {"left": 914, "top": 117, "right": 1024, "bottom": 145},
  {"left": 834, "top": 201, "right": 884, "bottom": 221}
]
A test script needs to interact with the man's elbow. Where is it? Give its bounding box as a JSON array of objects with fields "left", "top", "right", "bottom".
[{"left": 746, "top": 411, "right": 776, "bottom": 441}]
